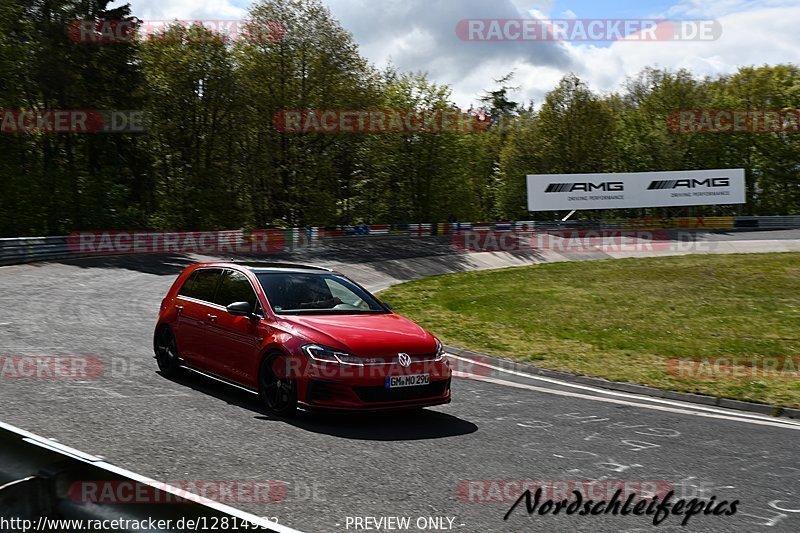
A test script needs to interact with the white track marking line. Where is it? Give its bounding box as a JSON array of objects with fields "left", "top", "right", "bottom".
[
  {"left": 0, "top": 420, "right": 304, "bottom": 533},
  {"left": 449, "top": 354, "right": 800, "bottom": 426},
  {"left": 454, "top": 372, "right": 800, "bottom": 431},
  {"left": 452, "top": 370, "right": 800, "bottom": 430}
]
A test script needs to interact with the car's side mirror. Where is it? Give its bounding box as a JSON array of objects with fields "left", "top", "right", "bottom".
[{"left": 227, "top": 301, "right": 256, "bottom": 318}]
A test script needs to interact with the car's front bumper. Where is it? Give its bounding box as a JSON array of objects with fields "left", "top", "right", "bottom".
[
  {"left": 299, "top": 377, "right": 451, "bottom": 411},
  {"left": 294, "top": 358, "right": 452, "bottom": 411}
]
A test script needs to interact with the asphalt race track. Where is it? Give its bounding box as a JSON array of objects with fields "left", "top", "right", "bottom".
[{"left": 1, "top": 230, "right": 800, "bottom": 532}]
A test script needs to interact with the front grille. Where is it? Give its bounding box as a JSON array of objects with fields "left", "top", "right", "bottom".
[
  {"left": 360, "top": 353, "right": 438, "bottom": 365},
  {"left": 352, "top": 380, "right": 449, "bottom": 403}
]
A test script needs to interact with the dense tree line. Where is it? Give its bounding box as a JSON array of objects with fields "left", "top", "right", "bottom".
[{"left": 0, "top": 0, "right": 798, "bottom": 236}]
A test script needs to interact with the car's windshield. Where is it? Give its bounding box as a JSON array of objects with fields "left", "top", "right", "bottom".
[{"left": 256, "top": 272, "right": 387, "bottom": 315}]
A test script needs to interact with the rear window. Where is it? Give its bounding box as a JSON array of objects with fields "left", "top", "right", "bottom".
[
  {"left": 178, "top": 271, "right": 198, "bottom": 297},
  {"left": 179, "top": 269, "right": 222, "bottom": 303}
]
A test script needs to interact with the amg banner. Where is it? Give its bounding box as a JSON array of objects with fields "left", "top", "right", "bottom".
[{"left": 527, "top": 169, "right": 746, "bottom": 211}]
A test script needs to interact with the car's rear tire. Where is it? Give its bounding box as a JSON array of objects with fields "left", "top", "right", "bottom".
[
  {"left": 154, "top": 326, "right": 181, "bottom": 377},
  {"left": 259, "top": 353, "right": 298, "bottom": 416}
]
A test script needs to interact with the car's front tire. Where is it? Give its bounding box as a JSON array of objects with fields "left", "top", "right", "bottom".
[
  {"left": 258, "top": 353, "right": 298, "bottom": 416},
  {"left": 154, "top": 326, "right": 181, "bottom": 377}
]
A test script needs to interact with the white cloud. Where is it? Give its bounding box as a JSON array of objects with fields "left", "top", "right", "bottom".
[
  {"left": 113, "top": 0, "right": 800, "bottom": 108},
  {"left": 567, "top": 5, "right": 800, "bottom": 101},
  {"left": 664, "top": 0, "right": 794, "bottom": 17},
  {"left": 510, "top": 0, "right": 555, "bottom": 17},
  {"left": 115, "top": 0, "right": 245, "bottom": 21}
]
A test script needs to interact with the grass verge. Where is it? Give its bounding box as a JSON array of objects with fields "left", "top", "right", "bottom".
[{"left": 380, "top": 253, "right": 800, "bottom": 408}]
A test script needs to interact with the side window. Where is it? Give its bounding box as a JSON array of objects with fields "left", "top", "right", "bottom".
[
  {"left": 214, "top": 270, "right": 258, "bottom": 309},
  {"left": 189, "top": 269, "right": 223, "bottom": 303},
  {"left": 178, "top": 271, "right": 199, "bottom": 298}
]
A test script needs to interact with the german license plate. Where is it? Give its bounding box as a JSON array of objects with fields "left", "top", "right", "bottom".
[{"left": 385, "top": 374, "right": 431, "bottom": 389}]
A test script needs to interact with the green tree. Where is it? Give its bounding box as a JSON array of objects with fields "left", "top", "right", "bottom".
[
  {"left": 140, "top": 23, "right": 243, "bottom": 229},
  {"left": 716, "top": 65, "right": 800, "bottom": 214},
  {"left": 236, "top": 0, "right": 378, "bottom": 227},
  {"left": 0, "top": 0, "right": 145, "bottom": 236},
  {"left": 536, "top": 74, "right": 616, "bottom": 174},
  {"left": 357, "top": 71, "right": 483, "bottom": 223}
]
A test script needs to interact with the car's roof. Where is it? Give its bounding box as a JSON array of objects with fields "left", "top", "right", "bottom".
[{"left": 204, "top": 261, "right": 335, "bottom": 274}]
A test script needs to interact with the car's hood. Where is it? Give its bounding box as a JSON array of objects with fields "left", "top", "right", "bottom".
[{"left": 278, "top": 313, "right": 437, "bottom": 356}]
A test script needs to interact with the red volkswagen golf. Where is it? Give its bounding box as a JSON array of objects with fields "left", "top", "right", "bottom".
[{"left": 154, "top": 263, "right": 451, "bottom": 415}]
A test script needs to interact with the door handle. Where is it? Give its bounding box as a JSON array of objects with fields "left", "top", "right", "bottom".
[
  {"left": 176, "top": 305, "right": 184, "bottom": 313},
  {"left": 207, "top": 314, "right": 218, "bottom": 322}
]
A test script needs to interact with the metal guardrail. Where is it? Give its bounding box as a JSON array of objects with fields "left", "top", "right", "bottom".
[
  {"left": 0, "top": 236, "right": 71, "bottom": 266},
  {"left": 0, "top": 421, "right": 302, "bottom": 532},
  {"left": 734, "top": 216, "right": 800, "bottom": 229},
  {"left": 1, "top": 217, "right": 800, "bottom": 267}
]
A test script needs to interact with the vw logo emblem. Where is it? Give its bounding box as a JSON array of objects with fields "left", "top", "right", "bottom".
[{"left": 398, "top": 353, "right": 411, "bottom": 367}]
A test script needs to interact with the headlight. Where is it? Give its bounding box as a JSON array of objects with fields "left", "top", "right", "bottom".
[
  {"left": 434, "top": 339, "right": 446, "bottom": 361},
  {"left": 302, "top": 344, "right": 364, "bottom": 366}
]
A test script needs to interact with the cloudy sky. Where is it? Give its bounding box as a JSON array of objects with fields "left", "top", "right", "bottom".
[{"left": 118, "top": 0, "right": 800, "bottom": 107}]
